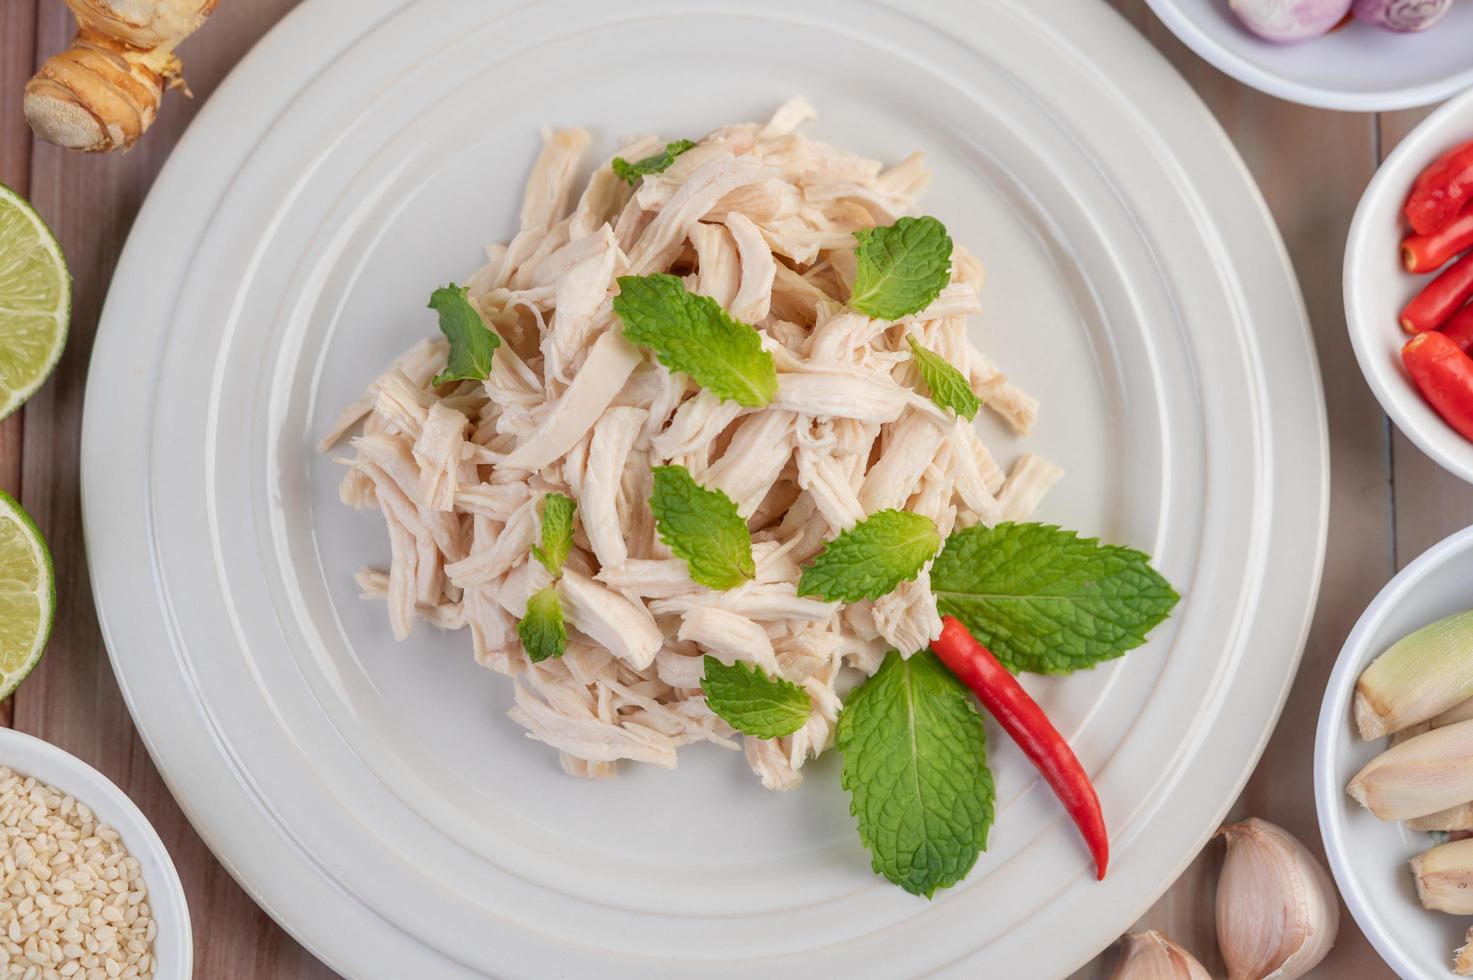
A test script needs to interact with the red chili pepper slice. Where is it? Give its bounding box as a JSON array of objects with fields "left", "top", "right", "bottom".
[
  {"left": 1401, "top": 252, "right": 1473, "bottom": 333},
  {"left": 930, "top": 616, "right": 1109, "bottom": 880},
  {"left": 1442, "top": 303, "right": 1473, "bottom": 356},
  {"left": 1407, "top": 140, "right": 1473, "bottom": 237},
  {"left": 1403, "top": 209, "right": 1473, "bottom": 274},
  {"left": 1403, "top": 331, "right": 1473, "bottom": 442}
]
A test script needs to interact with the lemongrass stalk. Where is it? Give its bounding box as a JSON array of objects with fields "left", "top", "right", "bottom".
[
  {"left": 1355, "top": 609, "right": 1473, "bottom": 739},
  {"left": 1408, "top": 801, "right": 1473, "bottom": 832},
  {"left": 1413, "top": 838, "right": 1473, "bottom": 913},
  {"left": 1347, "top": 719, "right": 1473, "bottom": 820}
]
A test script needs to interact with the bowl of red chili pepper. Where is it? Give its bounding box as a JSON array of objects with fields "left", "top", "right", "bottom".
[{"left": 1347, "top": 88, "right": 1473, "bottom": 483}]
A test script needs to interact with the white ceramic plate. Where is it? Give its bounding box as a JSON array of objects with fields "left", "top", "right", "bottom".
[
  {"left": 1316, "top": 527, "right": 1473, "bottom": 980},
  {"left": 0, "top": 729, "right": 190, "bottom": 976},
  {"left": 1146, "top": 0, "right": 1473, "bottom": 111},
  {"left": 79, "top": 1, "right": 1328, "bottom": 976},
  {"left": 1347, "top": 88, "right": 1473, "bottom": 485}
]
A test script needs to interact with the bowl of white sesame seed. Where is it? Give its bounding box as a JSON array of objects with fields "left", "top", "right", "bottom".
[{"left": 0, "top": 729, "right": 188, "bottom": 980}]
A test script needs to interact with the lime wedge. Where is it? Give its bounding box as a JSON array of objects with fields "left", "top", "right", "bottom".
[
  {"left": 0, "top": 183, "right": 69, "bottom": 420},
  {"left": 0, "top": 490, "right": 52, "bottom": 698}
]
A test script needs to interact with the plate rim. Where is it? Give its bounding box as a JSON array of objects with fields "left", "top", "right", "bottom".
[{"left": 78, "top": 0, "right": 1330, "bottom": 976}]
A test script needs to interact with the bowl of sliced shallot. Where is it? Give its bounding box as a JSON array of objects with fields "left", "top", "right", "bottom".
[
  {"left": 1347, "top": 88, "right": 1473, "bottom": 486},
  {"left": 1144, "top": 0, "right": 1473, "bottom": 110},
  {"left": 1317, "top": 524, "right": 1473, "bottom": 979}
]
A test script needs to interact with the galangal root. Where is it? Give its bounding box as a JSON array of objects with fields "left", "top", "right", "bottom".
[{"left": 24, "top": 0, "right": 217, "bottom": 153}]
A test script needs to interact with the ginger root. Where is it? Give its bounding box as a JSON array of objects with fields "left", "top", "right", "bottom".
[{"left": 24, "top": 0, "right": 218, "bottom": 153}]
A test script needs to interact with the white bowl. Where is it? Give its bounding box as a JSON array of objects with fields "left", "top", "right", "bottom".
[
  {"left": 1145, "top": 0, "right": 1473, "bottom": 111},
  {"left": 1347, "top": 88, "right": 1473, "bottom": 485},
  {"left": 0, "top": 729, "right": 191, "bottom": 977},
  {"left": 1316, "top": 525, "right": 1473, "bottom": 980}
]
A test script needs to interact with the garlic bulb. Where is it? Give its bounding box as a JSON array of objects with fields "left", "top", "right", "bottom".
[
  {"left": 1216, "top": 818, "right": 1339, "bottom": 980},
  {"left": 1109, "top": 931, "right": 1211, "bottom": 979}
]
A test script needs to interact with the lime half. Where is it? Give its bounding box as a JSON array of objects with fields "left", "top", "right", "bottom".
[
  {"left": 0, "top": 183, "right": 69, "bottom": 420},
  {"left": 0, "top": 490, "right": 53, "bottom": 698}
]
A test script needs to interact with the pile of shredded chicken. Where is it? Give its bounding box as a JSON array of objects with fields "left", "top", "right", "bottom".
[{"left": 322, "top": 100, "right": 1060, "bottom": 788}]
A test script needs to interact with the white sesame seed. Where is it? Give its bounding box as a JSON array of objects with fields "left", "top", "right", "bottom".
[{"left": 0, "top": 780, "right": 151, "bottom": 980}]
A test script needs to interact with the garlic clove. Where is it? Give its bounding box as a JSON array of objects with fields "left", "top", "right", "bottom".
[
  {"left": 1455, "top": 925, "right": 1473, "bottom": 976},
  {"left": 1109, "top": 930, "right": 1211, "bottom": 980},
  {"left": 1215, "top": 818, "right": 1339, "bottom": 980},
  {"left": 1346, "top": 720, "right": 1473, "bottom": 820},
  {"left": 1407, "top": 800, "right": 1473, "bottom": 832},
  {"left": 1412, "top": 838, "right": 1473, "bottom": 914}
]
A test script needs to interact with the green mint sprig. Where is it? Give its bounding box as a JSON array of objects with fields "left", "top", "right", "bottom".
[
  {"left": 429, "top": 284, "right": 500, "bottom": 386},
  {"left": 517, "top": 586, "right": 566, "bottom": 663},
  {"left": 531, "top": 493, "right": 576, "bottom": 577},
  {"left": 649, "top": 465, "right": 754, "bottom": 590},
  {"left": 838, "top": 649, "right": 994, "bottom": 897},
  {"left": 848, "top": 216, "right": 953, "bottom": 320},
  {"left": 613, "top": 274, "right": 776, "bottom": 408},
  {"left": 518, "top": 494, "right": 577, "bottom": 661},
  {"left": 931, "top": 522, "right": 1180, "bottom": 675},
  {"left": 797, "top": 510, "right": 940, "bottom": 603},
  {"left": 612, "top": 139, "right": 697, "bottom": 186},
  {"left": 700, "top": 656, "right": 810, "bottom": 739},
  {"left": 907, "top": 336, "right": 980, "bottom": 421}
]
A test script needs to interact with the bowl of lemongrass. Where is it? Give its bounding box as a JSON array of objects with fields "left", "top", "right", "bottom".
[{"left": 1317, "top": 524, "right": 1473, "bottom": 979}]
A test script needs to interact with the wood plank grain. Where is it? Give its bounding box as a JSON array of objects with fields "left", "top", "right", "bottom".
[
  {"left": 1, "top": 0, "right": 34, "bottom": 194},
  {"left": 1076, "top": 4, "right": 1398, "bottom": 978},
  {"left": 16, "top": 0, "right": 336, "bottom": 976}
]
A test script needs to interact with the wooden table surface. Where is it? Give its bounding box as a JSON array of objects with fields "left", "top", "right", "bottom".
[{"left": 0, "top": 1, "right": 1458, "bottom": 976}]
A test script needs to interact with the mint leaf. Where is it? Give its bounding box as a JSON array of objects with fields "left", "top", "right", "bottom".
[
  {"left": 797, "top": 510, "right": 940, "bottom": 602},
  {"left": 932, "top": 523, "right": 1180, "bottom": 675},
  {"left": 611, "top": 139, "right": 697, "bottom": 186},
  {"left": 907, "top": 335, "right": 980, "bottom": 421},
  {"left": 848, "top": 216, "right": 953, "bottom": 320},
  {"left": 531, "top": 493, "right": 576, "bottom": 577},
  {"left": 517, "top": 586, "right": 566, "bottom": 662},
  {"left": 838, "top": 649, "right": 993, "bottom": 897},
  {"left": 649, "top": 464, "right": 754, "bottom": 590},
  {"left": 613, "top": 274, "right": 777, "bottom": 407},
  {"left": 700, "top": 656, "right": 809, "bottom": 738},
  {"left": 429, "top": 284, "right": 500, "bottom": 386}
]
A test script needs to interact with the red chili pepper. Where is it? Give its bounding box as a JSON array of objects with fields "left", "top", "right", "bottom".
[
  {"left": 1401, "top": 252, "right": 1473, "bottom": 333},
  {"left": 1403, "top": 331, "right": 1473, "bottom": 442},
  {"left": 1403, "top": 209, "right": 1473, "bottom": 273},
  {"left": 930, "top": 616, "right": 1109, "bottom": 880},
  {"left": 1442, "top": 303, "right": 1473, "bottom": 355},
  {"left": 1407, "top": 140, "right": 1473, "bottom": 236}
]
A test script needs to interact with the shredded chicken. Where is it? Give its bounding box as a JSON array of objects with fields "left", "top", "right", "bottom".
[{"left": 325, "top": 100, "right": 1059, "bottom": 789}]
